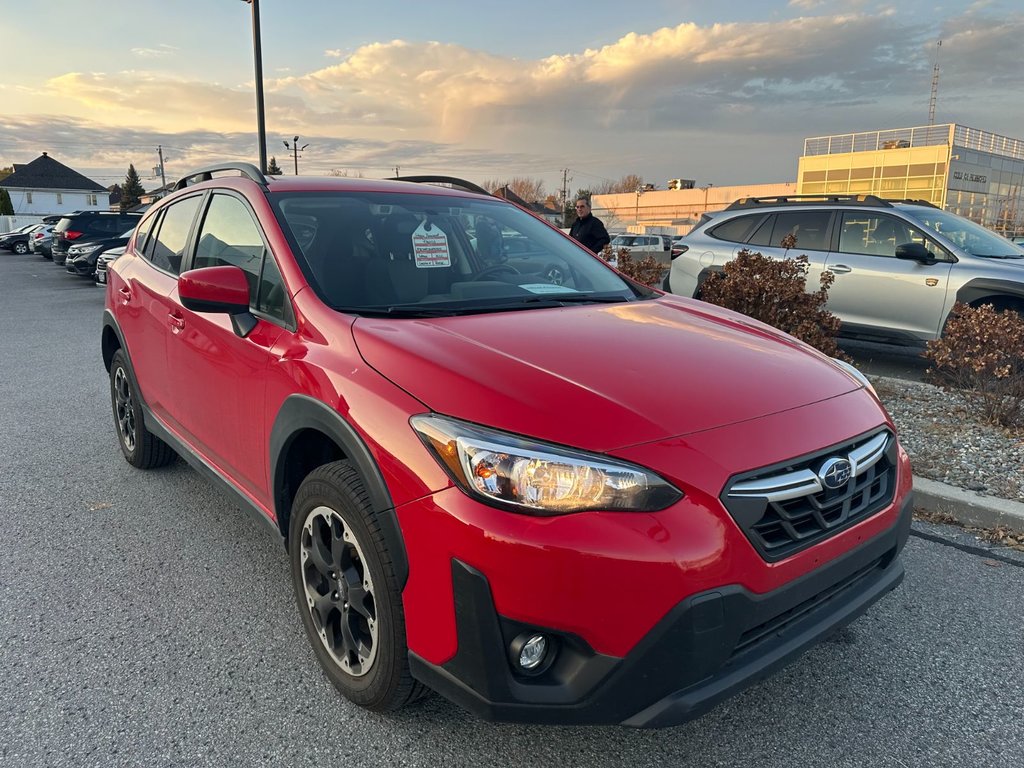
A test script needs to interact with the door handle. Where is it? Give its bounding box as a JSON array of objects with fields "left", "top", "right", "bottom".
[
  {"left": 168, "top": 313, "right": 186, "bottom": 331},
  {"left": 829, "top": 264, "right": 852, "bottom": 274}
]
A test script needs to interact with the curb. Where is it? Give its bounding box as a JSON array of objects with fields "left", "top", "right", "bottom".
[{"left": 913, "top": 476, "right": 1024, "bottom": 535}]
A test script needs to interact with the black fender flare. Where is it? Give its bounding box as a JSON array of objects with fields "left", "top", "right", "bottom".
[
  {"left": 954, "top": 278, "right": 1024, "bottom": 309},
  {"left": 269, "top": 394, "right": 408, "bottom": 585}
]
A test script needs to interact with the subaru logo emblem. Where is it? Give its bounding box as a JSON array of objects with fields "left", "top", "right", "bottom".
[{"left": 819, "top": 457, "right": 852, "bottom": 490}]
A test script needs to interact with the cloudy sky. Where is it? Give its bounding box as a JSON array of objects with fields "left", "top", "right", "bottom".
[{"left": 2, "top": 0, "right": 1021, "bottom": 195}]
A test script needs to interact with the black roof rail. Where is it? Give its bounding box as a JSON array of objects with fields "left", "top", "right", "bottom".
[
  {"left": 173, "top": 162, "right": 269, "bottom": 191},
  {"left": 385, "top": 175, "right": 491, "bottom": 197},
  {"left": 725, "top": 194, "right": 894, "bottom": 210}
]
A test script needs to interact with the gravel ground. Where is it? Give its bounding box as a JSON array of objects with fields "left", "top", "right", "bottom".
[{"left": 872, "top": 375, "right": 1024, "bottom": 503}]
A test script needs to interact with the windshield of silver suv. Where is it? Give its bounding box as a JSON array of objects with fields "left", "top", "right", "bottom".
[
  {"left": 270, "top": 191, "right": 645, "bottom": 315},
  {"left": 901, "top": 206, "right": 1024, "bottom": 258}
]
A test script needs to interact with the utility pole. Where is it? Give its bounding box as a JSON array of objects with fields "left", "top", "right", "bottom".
[
  {"left": 240, "top": 0, "right": 268, "bottom": 174},
  {"left": 156, "top": 146, "right": 166, "bottom": 188},
  {"left": 283, "top": 136, "right": 309, "bottom": 175},
  {"left": 928, "top": 39, "right": 942, "bottom": 126},
  {"left": 560, "top": 169, "right": 570, "bottom": 209},
  {"left": 394, "top": 166, "right": 400, "bottom": 177}
]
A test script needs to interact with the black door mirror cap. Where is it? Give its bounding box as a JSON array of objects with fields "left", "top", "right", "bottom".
[{"left": 895, "top": 242, "right": 938, "bottom": 265}]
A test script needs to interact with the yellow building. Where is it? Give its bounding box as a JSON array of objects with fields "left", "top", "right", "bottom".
[{"left": 798, "top": 124, "right": 1024, "bottom": 237}]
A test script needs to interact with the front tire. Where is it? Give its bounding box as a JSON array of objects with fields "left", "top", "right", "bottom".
[
  {"left": 109, "top": 349, "right": 176, "bottom": 469},
  {"left": 289, "top": 461, "right": 424, "bottom": 712}
]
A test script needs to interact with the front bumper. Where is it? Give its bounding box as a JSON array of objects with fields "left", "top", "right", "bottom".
[{"left": 409, "top": 492, "right": 911, "bottom": 727}]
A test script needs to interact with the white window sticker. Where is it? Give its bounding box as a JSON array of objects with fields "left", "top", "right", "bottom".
[{"left": 412, "top": 221, "right": 451, "bottom": 268}]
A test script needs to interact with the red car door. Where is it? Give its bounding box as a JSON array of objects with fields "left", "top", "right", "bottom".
[
  {"left": 164, "top": 192, "right": 286, "bottom": 504},
  {"left": 113, "top": 196, "right": 203, "bottom": 426}
]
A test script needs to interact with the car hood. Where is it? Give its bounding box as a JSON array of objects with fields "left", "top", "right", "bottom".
[{"left": 352, "top": 297, "right": 864, "bottom": 451}]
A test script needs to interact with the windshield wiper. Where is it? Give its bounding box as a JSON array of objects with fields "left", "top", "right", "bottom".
[{"left": 976, "top": 254, "right": 1024, "bottom": 259}]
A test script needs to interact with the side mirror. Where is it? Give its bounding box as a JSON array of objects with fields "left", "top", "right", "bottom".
[
  {"left": 179, "top": 266, "right": 257, "bottom": 337},
  {"left": 895, "top": 242, "right": 936, "bottom": 264}
]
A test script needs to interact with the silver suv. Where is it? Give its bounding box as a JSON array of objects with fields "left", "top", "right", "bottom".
[{"left": 665, "top": 195, "right": 1024, "bottom": 345}]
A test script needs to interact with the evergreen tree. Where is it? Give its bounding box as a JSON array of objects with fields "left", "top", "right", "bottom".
[
  {"left": 121, "top": 164, "right": 145, "bottom": 212},
  {"left": 0, "top": 188, "right": 13, "bottom": 215},
  {"left": 266, "top": 156, "right": 283, "bottom": 175}
]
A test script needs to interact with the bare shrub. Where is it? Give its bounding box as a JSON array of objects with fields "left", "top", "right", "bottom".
[
  {"left": 598, "top": 245, "right": 668, "bottom": 288},
  {"left": 697, "top": 249, "right": 846, "bottom": 359},
  {"left": 924, "top": 302, "right": 1024, "bottom": 428}
]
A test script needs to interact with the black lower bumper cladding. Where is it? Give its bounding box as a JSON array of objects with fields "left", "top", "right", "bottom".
[{"left": 408, "top": 494, "right": 913, "bottom": 727}]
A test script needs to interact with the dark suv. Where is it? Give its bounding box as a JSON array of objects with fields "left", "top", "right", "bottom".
[
  {"left": 52, "top": 211, "right": 142, "bottom": 266},
  {"left": 102, "top": 163, "right": 912, "bottom": 727}
]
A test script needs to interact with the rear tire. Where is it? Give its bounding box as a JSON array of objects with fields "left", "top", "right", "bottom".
[
  {"left": 289, "top": 461, "right": 425, "bottom": 712},
  {"left": 109, "top": 349, "right": 176, "bottom": 469},
  {"left": 13, "top": 242, "right": 28, "bottom": 255}
]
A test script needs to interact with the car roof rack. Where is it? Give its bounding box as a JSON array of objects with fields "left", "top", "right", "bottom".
[
  {"left": 886, "top": 198, "right": 940, "bottom": 209},
  {"left": 173, "top": 162, "right": 269, "bottom": 191},
  {"left": 385, "top": 175, "right": 490, "bottom": 197},
  {"left": 725, "top": 194, "right": 895, "bottom": 210}
]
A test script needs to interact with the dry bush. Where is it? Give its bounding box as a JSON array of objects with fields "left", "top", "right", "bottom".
[
  {"left": 698, "top": 249, "right": 846, "bottom": 359},
  {"left": 599, "top": 245, "right": 668, "bottom": 288},
  {"left": 924, "top": 302, "right": 1024, "bottom": 428}
]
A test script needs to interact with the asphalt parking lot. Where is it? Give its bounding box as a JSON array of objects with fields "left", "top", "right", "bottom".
[{"left": 1, "top": 253, "right": 1022, "bottom": 767}]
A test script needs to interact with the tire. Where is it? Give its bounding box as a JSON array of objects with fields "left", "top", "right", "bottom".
[
  {"left": 13, "top": 241, "right": 28, "bottom": 255},
  {"left": 289, "top": 461, "right": 424, "bottom": 712},
  {"left": 109, "top": 349, "right": 176, "bottom": 469}
]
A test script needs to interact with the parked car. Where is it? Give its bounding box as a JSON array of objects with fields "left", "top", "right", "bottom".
[
  {"left": 28, "top": 224, "right": 56, "bottom": 258},
  {"left": 51, "top": 211, "right": 142, "bottom": 266},
  {"left": 102, "top": 162, "right": 912, "bottom": 727},
  {"left": 94, "top": 246, "right": 125, "bottom": 285},
  {"left": 0, "top": 223, "right": 40, "bottom": 254},
  {"left": 665, "top": 195, "right": 1024, "bottom": 345},
  {"left": 65, "top": 228, "right": 133, "bottom": 277},
  {"left": 609, "top": 233, "right": 672, "bottom": 259}
]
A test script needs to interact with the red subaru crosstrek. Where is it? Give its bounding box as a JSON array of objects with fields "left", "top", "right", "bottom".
[{"left": 102, "top": 164, "right": 913, "bottom": 727}]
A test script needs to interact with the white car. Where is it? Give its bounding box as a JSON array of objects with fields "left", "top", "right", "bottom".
[{"left": 609, "top": 234, "right": 672, "bottom": 259}]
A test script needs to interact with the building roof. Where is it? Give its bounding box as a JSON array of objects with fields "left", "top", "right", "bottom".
[{"left": 0, "top": 153, "right": 106, "bottom": 192}]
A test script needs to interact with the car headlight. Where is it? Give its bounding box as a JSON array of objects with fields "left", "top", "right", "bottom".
[
  {"left": 411, "top": 415, "right": 682, "bottom": 515},
  {"left": 831, "top": 358, "right": 876, "bottom": 396},
  {"left": 72, "top": 244, "right": 103, "bottom": 254}
]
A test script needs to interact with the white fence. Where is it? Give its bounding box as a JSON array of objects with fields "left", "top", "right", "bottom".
[{"left": 1, "top": 215, "right": 46, "bottom": 233}]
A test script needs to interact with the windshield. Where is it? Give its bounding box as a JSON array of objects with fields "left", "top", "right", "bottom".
[
  {"left": 902, "top": 207, "right": 1024, "bottom": 258},
  {"left": 270, "top": 190, "right": 646, "bottom": 314}
]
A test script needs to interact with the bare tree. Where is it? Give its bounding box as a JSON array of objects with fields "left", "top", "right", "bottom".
[
  {"left": 328, "top": 168, "right": 365, "bottom": 178},
  {"left": 481, "top": 176, "right": 546, "bottom": 202},
  {"left": 592, "top": 174, "right": 647, "bottom": 194}
]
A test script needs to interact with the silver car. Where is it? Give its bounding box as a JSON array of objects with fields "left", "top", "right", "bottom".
[{"left": 665, "top": 196, "right": 1024, "bottom": 345}]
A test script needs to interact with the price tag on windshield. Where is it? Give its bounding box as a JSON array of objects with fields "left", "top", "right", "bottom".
[{"left": 412, "top": 221, "right": 452, "bottom": 268}]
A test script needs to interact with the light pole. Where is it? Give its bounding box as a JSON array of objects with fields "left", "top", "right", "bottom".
[
  {"left": 240, "top": 0, "right": 268, "bottom": 174},
  {"left": 283, "top": 136, "right": 309, "bottom": 175},
  {"left": 635, "top": 186, "right": 645, "bottom": 226}
]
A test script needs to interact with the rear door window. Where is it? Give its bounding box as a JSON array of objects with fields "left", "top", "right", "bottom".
[{"left": 769, "top": 211, "right": 832, "bottom": 251}]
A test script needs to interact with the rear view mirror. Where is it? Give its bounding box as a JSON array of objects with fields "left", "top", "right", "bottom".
[{"left": 179, "top": 266, "right": 257, "bottom": 337}]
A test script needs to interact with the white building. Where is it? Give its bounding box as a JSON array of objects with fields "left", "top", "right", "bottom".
[{"left": 0, "top": 152, "right": 109, "bottom": 217}]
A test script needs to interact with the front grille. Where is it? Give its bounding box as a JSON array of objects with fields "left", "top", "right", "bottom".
[{"left": 721, "top": 429, "right": 897, "bottom": 562}]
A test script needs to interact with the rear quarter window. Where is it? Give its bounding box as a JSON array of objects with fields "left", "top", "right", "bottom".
[{"left": 710, "top": 215, "right": 763, "bottom": 244}]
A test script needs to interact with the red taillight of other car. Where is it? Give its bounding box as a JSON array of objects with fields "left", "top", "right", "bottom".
[{"left": 65, "top": 230, "right": 84, "bottom": 240}]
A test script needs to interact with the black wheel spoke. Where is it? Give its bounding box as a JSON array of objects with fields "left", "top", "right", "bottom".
[{"left": 307, "top": 529, "right": 334, "bottom": 577}]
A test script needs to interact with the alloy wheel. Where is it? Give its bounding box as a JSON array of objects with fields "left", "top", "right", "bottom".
[
  {"left": 300, "top": 506, "right": 379, "bottom": 677},
  {"left": 113, "top": 367, "right": 136, "bottom": 452}
]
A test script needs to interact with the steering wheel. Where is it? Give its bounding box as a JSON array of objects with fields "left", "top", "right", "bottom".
[{"left": 475, "top": 264, "right": 521, "bottom": 281}]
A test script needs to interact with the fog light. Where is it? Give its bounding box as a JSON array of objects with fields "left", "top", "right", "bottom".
[{"left": 516, "top": 634, "right": 548, "bottom": 670}]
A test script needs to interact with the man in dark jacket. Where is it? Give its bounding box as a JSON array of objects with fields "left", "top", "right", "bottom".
[{"left": 569, "top": 198, "right": 610, "bottom": 254}]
